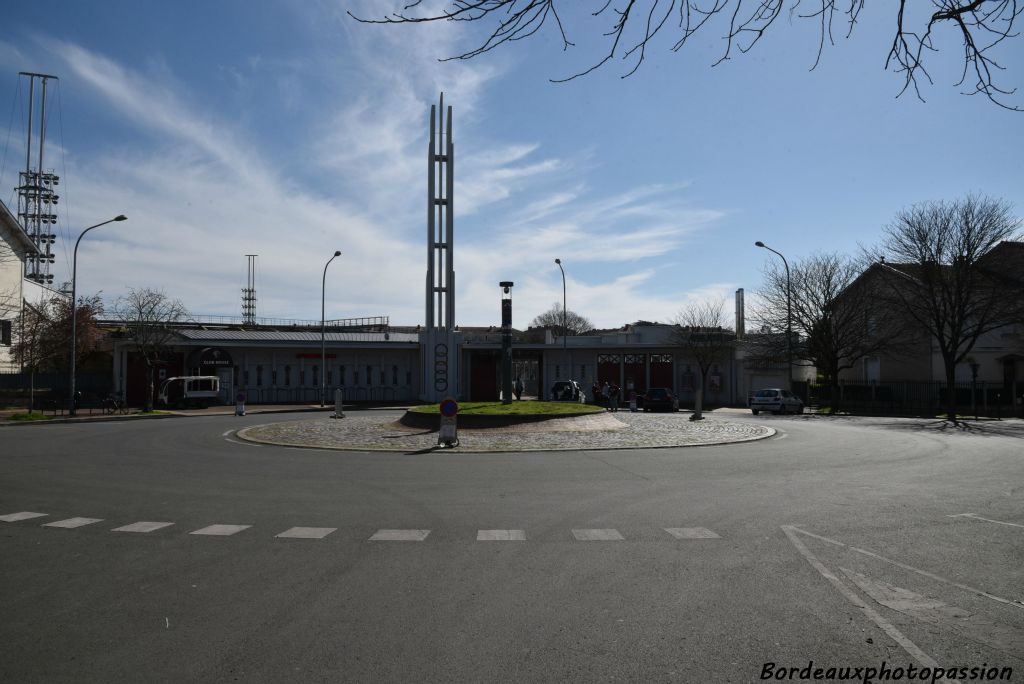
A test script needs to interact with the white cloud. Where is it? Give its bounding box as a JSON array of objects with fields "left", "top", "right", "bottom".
[{"left": 20, "top": 10, "right": 729, "bottom": 329}]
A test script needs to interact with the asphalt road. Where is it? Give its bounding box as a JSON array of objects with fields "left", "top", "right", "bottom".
[{"left": 2, "top": 411, "right": 1022, "bottom": 683}]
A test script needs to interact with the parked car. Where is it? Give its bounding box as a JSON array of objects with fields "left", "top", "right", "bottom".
[
  {"left": 749, "top": 388, "right": 803, "bottom": 415},
  {"left": 551, "top": 380, "right": 583, "bottom": 402},
  {"left": 642, "top": 387, "right": 679, "bottom": 412}
]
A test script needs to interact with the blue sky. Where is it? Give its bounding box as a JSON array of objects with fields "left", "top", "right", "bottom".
[{"left": 1, "top": 1, "right": 1021, "bottom": 329}]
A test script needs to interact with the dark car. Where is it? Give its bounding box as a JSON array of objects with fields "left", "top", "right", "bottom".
[{"left": 642, "top": 387, "right": 679, "bottom": 412}]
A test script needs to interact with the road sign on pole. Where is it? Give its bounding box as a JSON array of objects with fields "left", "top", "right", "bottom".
[{"left": 438, "top": 397, "right": 459, "bottom": 447}]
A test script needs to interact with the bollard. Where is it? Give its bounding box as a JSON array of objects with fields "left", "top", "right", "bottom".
[
  {"left": 332, "top": 387, "right": 345, "bottom": 419},
  {"left": 235, "top": 391, "right": 246, "bottom": 416}
]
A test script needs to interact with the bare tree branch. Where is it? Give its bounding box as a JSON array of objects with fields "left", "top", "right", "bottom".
[{"left": 351, "top": 1, "right": 1021, "bottom": 109}]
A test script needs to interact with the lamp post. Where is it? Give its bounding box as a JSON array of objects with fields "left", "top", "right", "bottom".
[
  {"left": 321, "top": 250, "right": 342, "bottom": 407},
  {"left": 755, "top": 240, "right": 792, "bottom": 392},
  {"left": 69, "top": 215, "right": 127, "bottom": 416},
  {"left": 555, "top": 258, "right": 568, "bottom": 383},
  {"left": 500, "top": 281, "right": 514, "bottom": 404}
]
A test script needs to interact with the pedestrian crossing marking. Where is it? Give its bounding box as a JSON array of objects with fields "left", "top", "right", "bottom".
[
  {"left": 276, "top": 527, "right": 337, "bottom": 539},
  {"left": 572, "top": 529, "right": 625, "bottom": 541},
  {"left": 1, "top": 511, "right": 48, "bottom": 522},
  {"left": 44, "top": 517, "right": 103, "bottom": 529},
  {"left": 664, "top": 527, "right": 721, "bottom": 539},
  {"left": 477, "top": 529, "right": 527, "bottom": 541},
  {"left": 369, "top": 529, "right": 430, "bottom": 542},
  {"left": 190, "top": 524, "right": 252, "bottom": 536},
  {"left": 112, "top": 521, "right": 174, "bottom": 533}
]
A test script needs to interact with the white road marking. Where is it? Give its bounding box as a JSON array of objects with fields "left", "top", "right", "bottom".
[
  {"left": 841, "top": 567, "right": 1024, "bottom": 657},
  {"left": 44, "top": 517, "right": 103, "bottom": 529},
  {"left": 276, "top": 527, "right": 337, "bottom": 539},
  {"left": 225, "top": 437, "right": 262, "bottom": 447},
  {"left": 369, "top": 529, "right": 430, "bottom": 542},
  {"left": 112, "top": 521, "right": 174, "bottom": 533},
  {"left": 477, "top": 529, "right": 527, "bottom": 541},
  {"left": 190, "top": 524, "right": 252, "bottom": 536},
  {"left": 781, "top": 526, "right": 954, "bottom": 679},
  {"left": 572, "top": 529, "right": 625, "bottom": 541},
  {"left": 947, "top": 513, "right": 1024, "bottom": 529},
  {"left": 0, "top": 511, "right": 48, "bottom": 522},
  {"left": 849, "top": 545, "right": 1024, "bottom": 610},
  {"left": 664, "top": 527, "right": 721, "bottom": 539},
  {"left": 786, "top": 524, "right": 1023, "bottom": 611}
]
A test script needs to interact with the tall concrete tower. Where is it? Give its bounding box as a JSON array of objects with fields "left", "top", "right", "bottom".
[{"left": 421, "top": 94, "right": 461, "bottom": 401}]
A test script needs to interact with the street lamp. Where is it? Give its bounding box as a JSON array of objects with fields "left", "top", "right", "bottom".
[
  {"left": 69, "top": 215, "right": 127, "bottom": 416},
  {"left": 500, "top": 281, "right": 514, "bottom": 404},
  {"left": 555, "top": 257, "right": 570, "bottom": 387},
  {"left": 321, "top": 250, "right": 342, "bottom": 407},
  {"left": 755, "top": 240, "right": 792, "bottom": 392}
]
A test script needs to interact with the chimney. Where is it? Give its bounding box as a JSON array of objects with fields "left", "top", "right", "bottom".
[{"left": 735, "top": 288, "right": 745, "bottom": 340}]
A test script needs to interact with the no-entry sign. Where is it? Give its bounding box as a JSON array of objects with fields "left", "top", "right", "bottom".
[{"left": 440, "top": 398, "right": 459, "bottom": 418}]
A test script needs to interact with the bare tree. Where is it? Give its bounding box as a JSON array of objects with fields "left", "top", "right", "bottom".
[
  {"left": 531, "top": 302, "right": 594, "bottom": 335},
  {"left": 10, "top": 299, "right": 56, "bottom": 412},
  {"left": 871, "top": 195, "right": 1021, "bottom": 422},
  {"left": 752, "top": 252, "right": 909, "bottom": 413},
  {"left": 113, "top": 288, "right": 188, "bottom": 411},
  {"left": 8, "top": 293, "right": 104, "bottom": 409},
  {"left": 351, "top": 1, "right": 1022, "bottom": 110},
  {"left": 672, "top": 298, "right": 734, "bottom": 420}
]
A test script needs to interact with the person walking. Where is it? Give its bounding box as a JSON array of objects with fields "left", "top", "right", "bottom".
[
  {"left": 610, "top": 383, "right": 620, "bottom": 412},
  {"left": 601, "top": 381, "right": 611, "bottom": 410}
]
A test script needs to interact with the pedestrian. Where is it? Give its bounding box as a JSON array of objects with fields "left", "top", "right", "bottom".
[
  {"left": 610, "top": 383, "right": 620, "bottom": 412},
  {"left": 602, "top": 381, "right": 611, "bottom": 410},
  {"left": 591, "top": 381, "right": 601, "bottom": 406},
  {"left": 514, "top": 376, "right": 524, "bottom": 401}
]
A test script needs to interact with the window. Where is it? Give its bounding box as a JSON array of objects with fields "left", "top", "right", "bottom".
[
  {"left": 1, "top": 319, "right": 11, "bottom": 346},
  {"left": 339, "top": 365, "right": 345, "bottom": 386},
  {"left": 313, "top": 365, "right": 319, "bottom": 387},
  {"left": 353, "top": 369, "right": 359, "bottom": 385},
  {"left": 244, "top": 369, "right": 250, "bottom": 385},
  {"left": 580, "top": 365, "right": 585, "bottom": 379},
  {"left": 406, "top": 370, "right": 412, "bottom": 385},
  {"left": 284, "top": 365, "right": 291, "bottom": 387},
  {"left": 555, "top": 365, "right": 560, "bottom": 379},
  {"left": 300, "top": 369, "right": 306, "bottom": 385},
  {"left": 380, "top": 369, "right": 385, "bottom": 385},
  {"left": 366, "top": 365, "right": 372, "bottom": 386},
  {"left": 271, "top": 369, "right": 277, "bottom": 385},
  {"left": 392, "top": 365, "right": 399, "bottom": 385},
  {"left": 256, "top": 365, "right": 263, "bottom": 387},
  {"left": 327, "top": 368, "right": 333, "bottom": 386}
]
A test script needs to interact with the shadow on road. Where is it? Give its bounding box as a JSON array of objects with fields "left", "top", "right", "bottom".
[{"left": 868, "top": 418, "right": 1024, "bottom": 439}]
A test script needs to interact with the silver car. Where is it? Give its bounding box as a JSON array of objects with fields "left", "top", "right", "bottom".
[{"left": 750, "top": 388, "right": 804, "bottom": 415}]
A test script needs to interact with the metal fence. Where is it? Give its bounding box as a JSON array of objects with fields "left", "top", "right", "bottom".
[
  {"left": 0, "top": 370, "right": 113, "bottom": 411},
  {"left": 802, "top": 380, "right": 1024, "bottom": 418}
]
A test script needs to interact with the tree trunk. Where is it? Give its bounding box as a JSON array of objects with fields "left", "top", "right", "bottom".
[
  {"left": 145, "top": 363, "right": 155, "bottom": 412},
  {"left": 945, "top": 365, "right": 958, "bottom": 423},
  {"left": 691, "top": 370, "right": 706, "bottom": 421}
]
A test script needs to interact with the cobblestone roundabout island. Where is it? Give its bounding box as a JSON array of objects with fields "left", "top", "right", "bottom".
[{"left": 237, "top": 412, "right": 776, "bottom": 452}]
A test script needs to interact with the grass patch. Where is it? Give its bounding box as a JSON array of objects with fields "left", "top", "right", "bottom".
[
  {"left": 7, "top": 412, "right": 52, "bottom": 422},
  {"left": 410, "top": 401, "right": 602, "bottom": 416}
]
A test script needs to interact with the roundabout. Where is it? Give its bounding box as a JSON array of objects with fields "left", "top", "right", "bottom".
[{"left": 236, "top": 410, "right": 776, "bottom": 452}]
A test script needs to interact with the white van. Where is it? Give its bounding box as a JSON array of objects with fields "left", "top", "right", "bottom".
[{"left": 158, "top": 376, "right": 221, "bottom": 409}]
